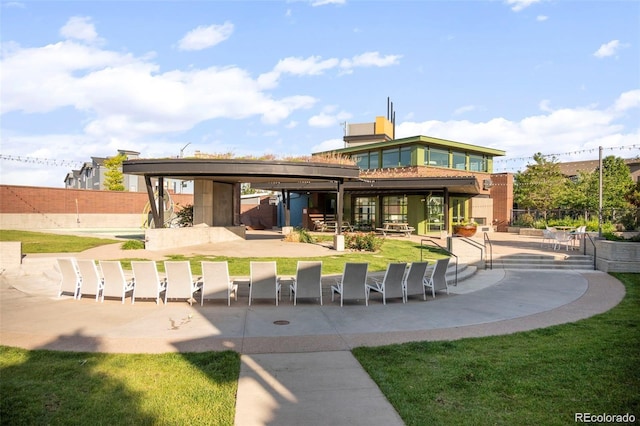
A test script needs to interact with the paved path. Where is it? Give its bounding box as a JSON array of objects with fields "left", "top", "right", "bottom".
[{"left": 0, "top": 230, "right": 626, "bottom": 426}]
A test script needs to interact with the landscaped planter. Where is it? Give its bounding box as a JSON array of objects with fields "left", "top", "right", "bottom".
[
  {"left": 452, "top": 225, "right": 477, "bottom": 237},
  {"left": 585, "top": 239, "right": 640, "bottom": 273}
]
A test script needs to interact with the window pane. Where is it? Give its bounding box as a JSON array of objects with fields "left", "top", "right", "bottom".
[
  {"left": 469, "top": 155, "right": 486, "bottom": 172},
  {"left": 382, "top": 195, "right": 407, "bottom": 223},
  {"left": 452, "top": 151, "right": 466, "bottom": 170},
  {"left": 428, "top": 148, "right": 449, "bottom": 167},
  {"left": 354, "top": 197, "right": 376, "bottom": 230},
  {"left": 400, "top": 147, "right": 412, "bottom": 166},
  {"left": 369, "top": 152, "right": 379, "bottom": 169},
  {"left": 382, "top": 148, "right": 399, "bottom": 168},
  {"left": 354, "top": 153, "right": 368, "bottom": 170}
]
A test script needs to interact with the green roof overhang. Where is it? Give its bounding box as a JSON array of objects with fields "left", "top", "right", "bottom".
[{"left": 315, "top": 135, "right": 506, "bottom": 157}]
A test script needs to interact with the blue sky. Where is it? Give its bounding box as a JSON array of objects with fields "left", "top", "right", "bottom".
[{"left": 1, "top": 0, "right": 639, "bottom": 187}]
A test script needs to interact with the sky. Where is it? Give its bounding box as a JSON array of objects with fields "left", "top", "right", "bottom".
[{"left": 1, "top": 0, "right": 639, "bottom": 188}]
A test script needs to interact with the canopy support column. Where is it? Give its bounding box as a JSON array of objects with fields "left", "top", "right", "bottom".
[{"left": 145, "top": 176, "right": 161, "bottom": 228}]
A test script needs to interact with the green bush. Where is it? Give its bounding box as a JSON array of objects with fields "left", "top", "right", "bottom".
[
  {"left": 283, "top": 228, "right": 316, "bottom": 244},
  {"left": 344, "top": 232, "right": 383, "bottom": 252},
  {"left": 121, "top": 240, "right": 144, "bottom": 250},
  {"left": 175, "top": 204, "right": 193, "bottom": 227}
]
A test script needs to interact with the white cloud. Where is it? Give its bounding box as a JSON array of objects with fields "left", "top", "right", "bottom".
[
  {"left": 59, "top": 16, "right": 101, "bottom": 44},
  {"left": 311, "top": 0, "right": 346, "bottom": 6},
  {"left": 340, "top": 51, "right": 402, "bottom": 70},
  {"left": 259, "top": 52, "right": 400, "bottom": 85},
  {"left": 396, "top": 90, "right": 640, "bottom": 169},
  {"left": 308, "top": 106, "right": 351, "bottom": 128},
  {"left": 613, "top": 89, "right": 640, "bottom": 112},
  {"left": 178, "top": 22, "right": 234, "bottom": 51},
  {"left": 536, "top": 15, "right": 548, "bottom": 22},
  {"left": 453, "top": 105, "right": 477, "bottom": 115},
  {"left": 311, "top": 138, "right": 345, "bottom": 152},
  {"left": 593, "top": 40, "right": 628, "bottom": 58},
  {"left": 274, "top": 56, "right": 339, "bottom": 76},
  {"left": 3, "top": 2, "right": 26, "bottom": 9},
  {"left": 505, "top": 0, "right": 541, "bottom": 12}
]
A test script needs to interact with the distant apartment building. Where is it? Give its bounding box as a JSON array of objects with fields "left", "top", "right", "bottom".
[{"left": 64, "top": 149, "right": 189, "bottom": 193}]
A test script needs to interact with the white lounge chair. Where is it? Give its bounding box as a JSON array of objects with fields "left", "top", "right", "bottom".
[
  {"left": 289, "top": 261, "right": 323, "bottom": 305},
  {"left": 57, "top": 258, "right": 82, "bottom": 299},
  {"left": 131, "top": 261, "right": 166, "bottom": 304},
  {"left": 164, "top": 261, "right": 201, "bottom": 306},
  {"left": 366, "top": 262, "right": 407, "bottom": 305},
  {"left": 249, "top": 261, "right": 281, "bottom": 306},
  {"left": 554, "top": 231, "right": 572, "bottom": 251},
  {"left": 99, "top": 260, "right": 134, "bottom": 303},
  {"left": 403, "top": 262, "right": 429, "bottom": 302},
  {"left": 424, "top": 258, "right": 450, "bottom": 298},
  {"left": 541, "top": 228, "right": 556, "bottom": 248},
  {"left": 200, "top": 261, "right": 237, "bottom": 306},
  {"left": 331, "top": 263, "right": 369, "bottom": 306},
  {"left": 570, "top": 225, "right": 587, "bottom": 248},
  {"left": 76, "top": 259, "right": 103, "bottom": 301}
]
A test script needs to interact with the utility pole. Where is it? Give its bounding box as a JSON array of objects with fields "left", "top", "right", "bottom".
[{"left": 598, "top": 146, "right": 603, "bottom": 238}]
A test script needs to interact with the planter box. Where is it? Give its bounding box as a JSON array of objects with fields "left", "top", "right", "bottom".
[
  {"left": 453, "top": 225, "right": 477, "bottom": 237},
  {"left": 585, "top": 239, "right": 640, "bottom": 273}
]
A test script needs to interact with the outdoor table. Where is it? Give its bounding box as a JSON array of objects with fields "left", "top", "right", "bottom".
[{"left": 376, "top": 222, "right": 415, "bottom": 237}]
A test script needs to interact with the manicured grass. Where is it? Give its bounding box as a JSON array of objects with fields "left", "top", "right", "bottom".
[
  {"left": 0, "top": 348, "right": 240, "bottom": 426},
  {"left": 0, "top": 230, "right": 119, "bottom": 253},
  {"left": 130, "top": 238, "right": 447, "bottom": 276},
  {"left": 352, "top": 273, "right": 640, "bottom": 425}
]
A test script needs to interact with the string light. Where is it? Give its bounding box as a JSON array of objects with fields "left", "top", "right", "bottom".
[
  {"left": 0, "top": 154, "right": 83, "bottom": 169},
  {"left": 493, "top": 144, "right": 640, "bottom": 173}
]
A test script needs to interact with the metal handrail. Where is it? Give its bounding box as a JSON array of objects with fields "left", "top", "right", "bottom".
[
  {"left": 483, "top": 232, "right": 493, "bottom": 270},
  {"left": 420, "top": 238, "right": 458, "bottom": 286},
  {"left": 583, "top": 232, "right": 597, "bottom": 270},
  {"left": 453, "top": 236, "right": 486, "bottom": 269}
]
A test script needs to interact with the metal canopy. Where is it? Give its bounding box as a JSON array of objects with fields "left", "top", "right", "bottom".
[
  {"left": 122, "top": 158, "right": 360, "bottom": 231},
  {"left": 123, "top": 158, "right": 360, "bottom": 183}
]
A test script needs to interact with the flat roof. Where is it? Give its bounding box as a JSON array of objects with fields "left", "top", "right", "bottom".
[{"left": 122, "top": 158, "right": 361, "bottom": 184}]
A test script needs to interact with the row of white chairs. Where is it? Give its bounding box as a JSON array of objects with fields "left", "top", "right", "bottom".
[
  {"left": 57, "top": 258, "right": 236, "bottom": 305},
  {"left": 332, "top": 257, "right": 450, "bottom": 306},
  {"left": 57, "top": 257, "right": 451, "bottom": 306}
]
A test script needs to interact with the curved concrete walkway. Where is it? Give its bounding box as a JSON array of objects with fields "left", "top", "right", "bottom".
[{"left": 0, "top": 231, "right": 627, "bottom": 426}]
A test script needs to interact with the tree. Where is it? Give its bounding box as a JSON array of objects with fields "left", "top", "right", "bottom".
[
  {"left": 585, "top": 156, "right": 635, "bottom": 211},
  {"left": 514, "top": 153, "right": 566, "bottom": 219},
  {"left": 103, "top": 153, "right": 127, "bottom": 191}
]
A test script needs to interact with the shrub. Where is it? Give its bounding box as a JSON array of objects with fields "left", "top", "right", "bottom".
[
  {"left": 344, "top": 232, "right": 383, "bottom": 252},
  {"left": 121, "top": 240, "right": 144, "bottom": 250},
  {"left": 283, "top": 228, "right": 316, "bottom": 244},
  {"left": 175, "top": 204, "right": 193, "bottom": 227}
]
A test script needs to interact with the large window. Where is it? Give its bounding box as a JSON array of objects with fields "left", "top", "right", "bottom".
[
  {"left": 354, "top": 197, "right": 376, "bottom": 230},
  {"left": 369, "top": 151, "right": 379, "bottom": 169},
  {"left": 426, "top": 148, "right": 449, "bottom": 167},
  {"left": 469, "top": 154, "right": 487, "bottom": 172},
  {"left": 382, "top": 195, "right": 407, "bottom": 223},
  {"left": 452, "top": 151, "right": 466, "bottom": 170},
  {"left": 426, "top": 195, "right": 444, "bottom": 232},
  {"left": 354, "top": 153, "right": 369, "bottom": 170},
  {"left": 382, "top": 148, "right": 399, "bottom": 168},
  {"left": 400, "top": 146, "right": 412, "bottom": 166}
]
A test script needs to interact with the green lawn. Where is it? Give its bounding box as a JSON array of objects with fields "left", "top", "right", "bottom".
[
  {"left": 0, "top": 349, "right": 239, "bottom": 425},
  {"left": 0, "top": 230, "right": 119, "bottom": 253},
  {"left": 2, "top": 230, "right": 638, "bottom": 425},
  {"left": 352, "top": 272, "right": 640, "bottom": 425}
]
